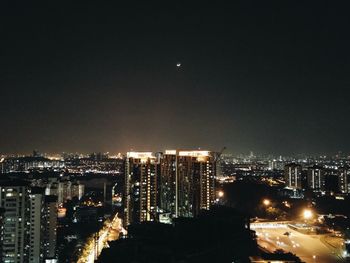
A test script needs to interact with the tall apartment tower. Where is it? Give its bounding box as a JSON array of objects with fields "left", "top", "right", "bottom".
[
  {"left": 0, "top": 180, "right": 30, "bottom": 263},
  {"left": 43, "top": 195, "right": 58, "bottom": 260},
  {"left": 307, "top": 165, "right": 325, "bottom": 191},
  {"left": 0, "top": 208, "right": 4, "bottom": 260},
  {"left": 124, "top": 152, "right": 159, "bottom": 227},
  {"left": 338, "top": 167, "right": 350, "bottom": 194},
  {"left": 29, "top": 187, "right": 58, "bottom": 263},
  {"left": 284, "top": 163, "right": 302, "bottom": 189},
  {"left": 29, "top": 188, "right": 44, "bottom": 263},
  {"left": 0, "top": 182, "right": 57, "bottom": 263},
  {"left": 160, "top": 150, "right": 216, "bottom": 218},
  {"left": 46, "top": 179, "right": 84, "bottom": 205},
  {"left": 160, "top": 152, "right": 177, "bottom": 217}
]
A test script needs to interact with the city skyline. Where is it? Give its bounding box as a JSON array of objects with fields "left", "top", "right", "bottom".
[
  {"left": 2, "top": 2, "right": 350, "bottom": 262},
  {"left": 2, "top": 148, "right": 350, "bottom": 158},
  {"left": 1, "top": 2, "right": 350, "bottom": 154},
  {"left": 2, "top": 144, "right": 350, "bottom": 261}
]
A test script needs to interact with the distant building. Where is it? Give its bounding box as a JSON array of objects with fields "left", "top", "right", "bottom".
[
  {"left": 71, "top": 182, "right": 84, "bottom": 201},
  {"left": 1, "top": 156, "right": 64, "bottom": 173},
  {"left": 268, "top": 160, "right": 285, "bottom": 171},
  {"left": 45, "top": 179, "right": 84, "bottom": 205},
  {"left": 307, "top": 165, "right": 325, "bottom": 191},
  {"left": 284, "top": 163, "right": 302, "bottom": 189},
  {"left": 75, "top": 206, "right": 98, "bottom": 223},
  {"left": 124, "top": 152, "right": 159, "bottom": 227},
  {"left": 89, "top": 152, "right": 109, "bottom": 161},
  {"left": 338, "top": 167, "right": 350, "bottom": 194},
  {"left": 323, "top": 168, "right": 339, "bottom": 194},
  {"left": 160, "top": 150, "right": 216, "bottom": 218}
]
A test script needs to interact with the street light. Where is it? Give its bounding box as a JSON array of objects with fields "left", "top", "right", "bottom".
[
  {"left": 263, "top": 199, "right": 271, "bottom": 206},
  {"left": 218, "top": 190, "right": 224, "bottom": 198},
  {"left": 303, "top": 209, "right": 313, "bottom": 220}
]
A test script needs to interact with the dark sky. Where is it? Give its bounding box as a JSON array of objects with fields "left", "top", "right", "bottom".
[{"left": 1, "top": 2, "right": 350, "bottom": 155}]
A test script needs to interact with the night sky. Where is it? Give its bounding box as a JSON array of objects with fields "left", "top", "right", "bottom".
[{"left": 1, "top": 2, "right": 350, "bottom": 155}]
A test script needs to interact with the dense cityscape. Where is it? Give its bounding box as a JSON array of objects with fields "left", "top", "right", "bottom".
[
  {"left": 2, "top": 1, "right": 350, "bottom": 263},
  {"left": 1, "top": 150, "right": 350, "bottom": 262}
]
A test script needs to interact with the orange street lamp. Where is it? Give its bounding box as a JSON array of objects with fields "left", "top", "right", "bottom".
[
  {"left": 263, "top": 199, "right": 271, "bottom": 206},
  {"left": 303, "top": 209, "right": 313, "bottom": 220}
]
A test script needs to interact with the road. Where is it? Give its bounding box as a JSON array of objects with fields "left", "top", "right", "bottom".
[
  {"left": 253, "top": 222, "right": 346, "bottom": 263},
  {"left": 77, "top": 213, "right": 125, "bottom": 263}
]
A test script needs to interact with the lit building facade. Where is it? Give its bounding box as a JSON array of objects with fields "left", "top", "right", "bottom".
[
  {"left": 284, "top": 163, "right": 302, "bottom": 189},
  {"left": 0, "top": 182, "right": 57, "bottom": 263},
  {"left": 268, "top": 159, "right": 285, "bottom": 171},
  {"left": 28, "top": 188, "right": 58, "bottom": 263},
  {"left": 29, "top": 190, "right": 44, "bottom": 263},
  {"left": 124, "top": 152, "right": 159, "bottom": 227},
  {"left": 0, "top": 181, "right": 30, "bottom": 263},
  {"left": 338, "top": 167, "right": 350, "bottom": 194},
  {"left": 307, "top": 165, "right": 325, "bottom": 191},
  {"left": 160, "top": 150, "right": 216, "bottom": 218},
  {"left": 43, "top": 196, "right": 57, "bottom": 260},
  {"left": 45, "top": 179, "right": 84, "bottom": 205}
]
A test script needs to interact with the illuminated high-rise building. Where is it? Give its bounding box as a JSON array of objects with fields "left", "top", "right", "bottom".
[
  {"left": 160, "top": 150, "right": 216, "bottom": 218},
  {"left": 0, "top": 181, "right": 30, "bottom": 263},
  {"left": 27, "top": 188, "right": 58, "bottom": 263},
  {"left": 284, "top": 163, "right": 302, "bottom": 189},
  {"left": 160, "top": 152, "right": 177, "bottom": 217},
  {"left": 29, "top": 189, "right": 44, "bottom": 263},
  {"left": 0, "top": 182, "right": 57, "bottom": 263},
  {"left": 43, "top": 195, "right": 58, "bottom": 261},
  {"left": 124, "top": 152, "right": 159, "bottom": 227},
  {"left": 45, "top": 179, "right": 84, "bottom": 205},
  {"left": 338, "top": 167, "right": 350, "bottom": 194},
  {"left": 307, "top": 165, "right": 325, "bottom": 191}
]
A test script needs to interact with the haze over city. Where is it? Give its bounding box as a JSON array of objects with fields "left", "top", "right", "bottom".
[{"left": 1, "top": 2, "right": 350, "bottom": 155}]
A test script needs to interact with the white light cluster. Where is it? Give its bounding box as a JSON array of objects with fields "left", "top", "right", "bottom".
[
  {"left": 179, "top": 150, "right": 210, "bottom": 157},
  {"left": 127, "top": 152, "right": 154, "bottom": 159},
  {"left": 165, "top": 150, "right": 177, "bottom": 155}
]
